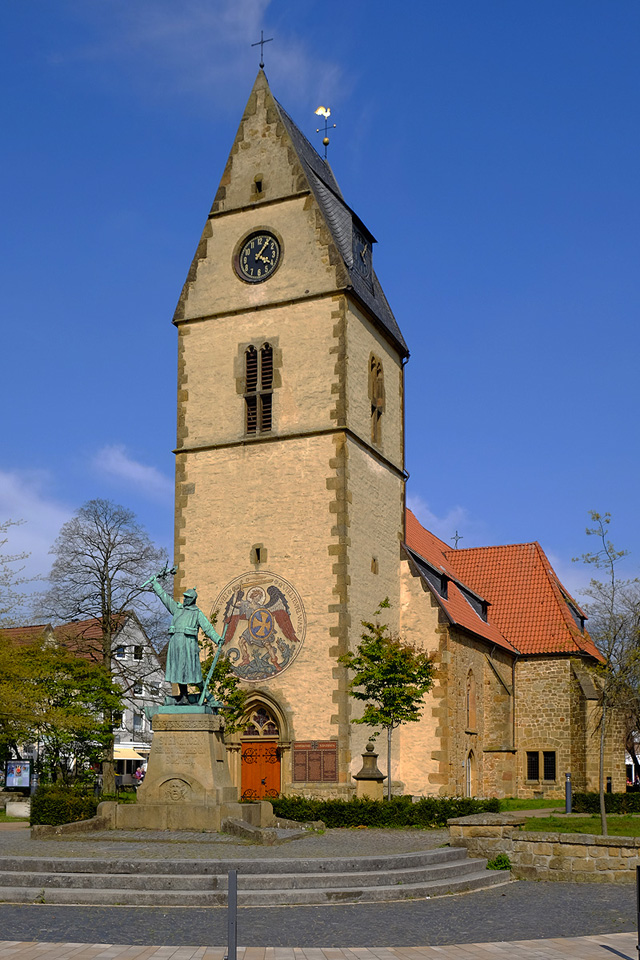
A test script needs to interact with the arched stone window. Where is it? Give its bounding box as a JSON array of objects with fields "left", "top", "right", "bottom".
[
  {"left": 242, "top": 704, "right": 279, "bottom": 738},
  {"left": 465, "top": 750, "right": 477, "bottom": 797},
  {"left": 368, "top": 354, "right": 385, "bottom": 445},
  {"left": 466, "top": 669, "right": 477, "bottom": 731},
  {"left": 245, "top": 342, "right": 273, "bottom": 434}
]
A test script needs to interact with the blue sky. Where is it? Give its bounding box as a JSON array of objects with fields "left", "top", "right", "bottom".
[{"left": 1, "top": 0, "right": 638, "bottom": 603}]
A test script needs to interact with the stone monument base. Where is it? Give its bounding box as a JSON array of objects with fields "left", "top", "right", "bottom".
[{"left": 99, "top": 709, "right": 274, "bottom": 832}]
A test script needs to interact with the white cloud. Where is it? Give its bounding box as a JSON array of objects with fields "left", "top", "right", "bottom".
[
  {"left": 0, "top": 469, "right": 72, "bottom": 585},
  {"left": 53, "top": 0, "right": 344, "bottom": 111},
  {"left": 406, "top": 493, "right": 482, "bottom": 549},
  {"left": 93, "top": 445, "right": 173, "bottom": 503}
]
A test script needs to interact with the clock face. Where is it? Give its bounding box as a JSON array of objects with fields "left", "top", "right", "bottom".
[
  {"left": 236, "top": 232, "right": 281, "bottom": 283},
  {"left": 352, "top": 228, "right": 371, "bottom": 281}
]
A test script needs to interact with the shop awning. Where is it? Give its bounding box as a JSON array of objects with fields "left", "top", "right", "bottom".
[{"left": 114, "top": 747, "right": 145, "bottom": 760}]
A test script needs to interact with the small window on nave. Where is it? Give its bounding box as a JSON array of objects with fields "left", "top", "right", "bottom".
[{"left": 466, "top": 669, "right": 477, "bottom": 731}]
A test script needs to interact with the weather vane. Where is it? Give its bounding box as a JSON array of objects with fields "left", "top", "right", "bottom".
[
  {"left": 315, "top": 106, "right": 337, "bottom": 160},
  {"left": 251, "top": 30, "right": 273, "bottom": 69},
  {"left": 451, "top": 530, "right": 463, "bottom": 549}
]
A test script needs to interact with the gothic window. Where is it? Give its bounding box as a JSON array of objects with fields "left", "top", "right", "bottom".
[
  {"left": 242, "top": 705, "right": 279, "bottom": 738},
  {"left": 465, "top": 750, "right": 477, "bottom": 797},
  {"left": 368, "top": 354, "right": 385, "bottom": 445},
  {"left": 245, "top": 342, "right": 273, "bottom": 435},
  {"left": 466, "top": 670, "right": 477, "bottom": 731},
  {"left": 293, "top": 741, "right": 338, "bottom": 782}
]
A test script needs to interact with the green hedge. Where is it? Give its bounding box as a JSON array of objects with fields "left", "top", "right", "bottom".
[
  {"left": 572, "top": 792, "right": 640, "bottom": 814},
  {"left": 270, "top": 794, "right": 500, "bottom": 827},
  {"left": 30, "top": 785, "right": 98, "bottom": 826}
]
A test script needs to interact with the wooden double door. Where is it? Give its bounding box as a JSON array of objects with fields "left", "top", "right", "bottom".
[{"left": 241, "top": 740, "right": 281, "bottom": 799}]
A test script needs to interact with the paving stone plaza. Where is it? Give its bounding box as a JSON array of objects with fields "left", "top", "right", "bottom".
[{"left": 0, "top": 826, "right": 636, "bottom": 959}]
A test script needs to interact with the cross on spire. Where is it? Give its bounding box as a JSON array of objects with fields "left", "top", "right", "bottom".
[
  {"left": 251, "top": 30, "right": 273, "bottom": 69},
  {"left": 450, "top": 530, "right": 464, "bottom": 549}
]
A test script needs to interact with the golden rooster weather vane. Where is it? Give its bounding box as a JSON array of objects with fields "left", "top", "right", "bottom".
[{"left": 315, "top": 106, "right": 337, "bottom": 160}]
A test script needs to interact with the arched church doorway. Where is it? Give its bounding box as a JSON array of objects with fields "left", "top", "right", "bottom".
[{"left": 240, "top": 703, "right": 281, "bottom": 799}]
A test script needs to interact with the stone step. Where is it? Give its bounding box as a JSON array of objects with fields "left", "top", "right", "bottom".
[
  {"left": 0, "top": 856, "right": 487, "bottom": 894},
  {"left": 0, "top": 846, "right": 467, "bottom": 877},
  {"left": 0, "top": 870, "right": 511, "bottom": 906}
]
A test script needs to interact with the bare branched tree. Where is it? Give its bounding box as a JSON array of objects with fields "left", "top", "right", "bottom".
[
  {"left": 37, "top": 499, "right": 169, "bottom": 791},
  {"left": 575, "top": 511, "right": 640, "bottom": 836},
  {"left": 0, "top": 519, "right": 31, "bottom": 626}
]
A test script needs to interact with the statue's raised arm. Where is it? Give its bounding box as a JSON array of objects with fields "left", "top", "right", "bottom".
[{"left": 147, "top": 566, "right": 222, "bottom": 706}]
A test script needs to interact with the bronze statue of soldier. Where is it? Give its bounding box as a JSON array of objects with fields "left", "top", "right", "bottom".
[{"left": 145, "top": 566, "right": 223, "bottom": 705}]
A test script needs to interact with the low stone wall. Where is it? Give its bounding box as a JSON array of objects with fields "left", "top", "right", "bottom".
[{"left": 448, "top": 813, "right": 640, "bottom": 883}]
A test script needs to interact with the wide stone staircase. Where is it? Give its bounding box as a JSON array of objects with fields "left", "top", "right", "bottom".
[{"left": 0, "top": 847, "right": 511, "bottom": 905}]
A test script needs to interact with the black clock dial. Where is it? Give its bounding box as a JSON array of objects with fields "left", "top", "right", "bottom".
[
  {"left": 352, "top": 228, "right": 372, "bottom": 281},
  {"left": 236, "top": 232, "right": 281, "bottom": 283}
]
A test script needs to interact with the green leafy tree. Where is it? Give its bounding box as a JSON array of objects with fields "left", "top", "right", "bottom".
[
  {"left": 37, "top": 499, "right": 167, "bottom": 791},
  {"left": 339, "top": 599, "right": 435, "bottom": 800},
  {"left": 574, "top": 511, "right": 640, "bottom": 836},
  {"left": 0, "top": 631, "right": 123, "bottom": 783}
]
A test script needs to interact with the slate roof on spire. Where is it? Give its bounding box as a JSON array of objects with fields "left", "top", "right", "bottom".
[{"left": 273, "top": 96, "right": 409, "bottom": 358}]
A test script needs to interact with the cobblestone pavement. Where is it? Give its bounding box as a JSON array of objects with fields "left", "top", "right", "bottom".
[
  {"left": 0, "top": 881, "right": 634, "bottom": 946},
  {"left": 0, "top": 935, "right": 636, "bottom": 960},
  {"left": 0, "top": 828, "right": 450, "bottom": 860}
]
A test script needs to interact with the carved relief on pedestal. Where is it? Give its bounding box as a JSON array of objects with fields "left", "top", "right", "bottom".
[{"left": 161, "top": 778, "right": 192, "bottom": 802}]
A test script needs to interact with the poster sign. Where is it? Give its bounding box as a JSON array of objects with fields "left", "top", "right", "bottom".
[{"left": 6, "top": 760, "right": 31, "bottom": 789}]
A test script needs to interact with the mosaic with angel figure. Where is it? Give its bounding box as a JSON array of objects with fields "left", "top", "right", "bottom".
[{"left": 212, "top": 572, "right": 306, "bottom": 682}]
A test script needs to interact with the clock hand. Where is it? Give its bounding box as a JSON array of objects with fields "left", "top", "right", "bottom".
[
  {"left": 256, "top": 239, "right": 270, "bottom": 259},
  {"left": 360, "top": 244, "right": 368, "bottom": 262}
]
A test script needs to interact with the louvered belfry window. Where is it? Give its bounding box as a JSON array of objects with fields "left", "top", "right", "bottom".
[
  {"left": 245, "top": 342, "right": 273, "bottom": 434},
  {"left": 369, "top": 355, "right": 385, "bottom": 445}
]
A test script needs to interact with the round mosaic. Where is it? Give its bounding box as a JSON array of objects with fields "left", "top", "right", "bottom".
[{"left": 212, "top": 572, "right": 306, "bottom": 682}]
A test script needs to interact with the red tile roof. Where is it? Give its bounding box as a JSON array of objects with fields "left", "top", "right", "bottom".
[
  {"left": 52, "top": 619, "right": 106, "bottom": 661},
  {"left": 0, "top": 623, "right": 52, "bottom": 645},
  {"left": 406, "top": 509, "right": 602, "bottom": 662},
  {"left": 404, "top": 510, "right": 516, "bottom": 653}
]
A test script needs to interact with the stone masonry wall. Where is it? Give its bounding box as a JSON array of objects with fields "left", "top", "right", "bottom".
[{"left": 449, "top": 813, "right": 639, "bottom": 883}]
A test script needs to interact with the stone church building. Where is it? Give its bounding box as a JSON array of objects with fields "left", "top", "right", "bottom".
[{"left": 169, "top": 70, "right": 624, "bottom": 801}]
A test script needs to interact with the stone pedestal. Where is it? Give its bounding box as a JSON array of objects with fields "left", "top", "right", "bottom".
[
  {"left": 353, "top": 742, "right": 386, "bottom": 801},
  {"left": 102, "top": 710, "right": 272, "bottom": 831},
  {"left": 138, "top": 711, "right": 237, "bottom": 806}
]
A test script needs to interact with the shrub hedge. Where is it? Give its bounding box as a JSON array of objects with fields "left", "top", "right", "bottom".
[
  {"left": 30, "top": 785, "right": 98, "bottom": 826},
  {"left": 572, "top": 792, "right": 640, "bottom": 815},
  {"left": 270, "top": 794, "right": 499, "bottom": 827}
]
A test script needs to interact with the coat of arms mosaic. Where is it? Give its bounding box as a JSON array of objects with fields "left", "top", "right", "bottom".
[{"left": 212, "top": 572, "right": 306, "bottom": 682}]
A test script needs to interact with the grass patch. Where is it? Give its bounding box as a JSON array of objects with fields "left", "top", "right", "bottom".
[
  {"left": 499, "top": 797, "right": 562, "bottom": 811},
  {"left": 487, "top": 853, "right": 512, "bottom": 870},
  {"left": 523, "top": 814, "right": 640, "bottom": 836},
  {"left": 0, "top": 811, "right": 28, "bottom": 823}
]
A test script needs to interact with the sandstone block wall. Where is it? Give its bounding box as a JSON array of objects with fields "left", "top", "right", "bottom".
[{"left": 449, "top": 813, "right": 640, "bottom": 883}]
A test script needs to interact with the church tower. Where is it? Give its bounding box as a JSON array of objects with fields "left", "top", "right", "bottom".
[{"left": 172, "top": 70, "right": 409, "bottom": 797}]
